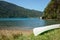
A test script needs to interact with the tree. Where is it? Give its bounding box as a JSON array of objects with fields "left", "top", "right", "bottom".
[{"left": 43, "top": 0, "right": 60, "bottom": 19}]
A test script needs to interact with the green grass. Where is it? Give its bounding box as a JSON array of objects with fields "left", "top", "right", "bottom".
[{"left": 0, "top": 28, "right": 60, "bottom": 40}]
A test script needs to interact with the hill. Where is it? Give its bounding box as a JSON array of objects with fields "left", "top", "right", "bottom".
[
  {"left": 42, "top": 0, "right": 60, "bottom": 19},
  {"left": 0, "top": 1, "right": 42, "bottom": 18}
]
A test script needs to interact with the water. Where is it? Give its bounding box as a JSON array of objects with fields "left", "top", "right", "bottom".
[{"left": 0, "top": 18, "right": 60, "bottom": 30}]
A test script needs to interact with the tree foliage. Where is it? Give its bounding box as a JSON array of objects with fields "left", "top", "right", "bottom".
[{"left": 43, "top": 0, "right": 60, "bottom": 19}]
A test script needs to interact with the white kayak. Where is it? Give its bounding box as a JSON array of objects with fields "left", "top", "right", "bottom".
[{"left": 33, "top": 24, "right": 60, "bottom": 36}]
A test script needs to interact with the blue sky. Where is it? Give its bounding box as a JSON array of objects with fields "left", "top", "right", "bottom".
[{"left": 5, "top": 0, "right": 50, "bottom": 11}]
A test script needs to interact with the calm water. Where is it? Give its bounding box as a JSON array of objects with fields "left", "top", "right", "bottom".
[{"left": 0, "top": 18, "right": 60, "bottom": 30}]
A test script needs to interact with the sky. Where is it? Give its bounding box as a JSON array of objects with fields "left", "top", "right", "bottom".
[{"left": 4, "top": 0, "right": 50, "bottom": 11}]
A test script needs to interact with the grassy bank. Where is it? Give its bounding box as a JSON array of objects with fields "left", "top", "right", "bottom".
[{"left": 0, "top": 28, "right": 60, "bottom": 40}]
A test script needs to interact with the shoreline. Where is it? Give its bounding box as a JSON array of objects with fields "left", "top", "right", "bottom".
[{"left": 0, "top": 29, "right": 33, "bottom": 36}]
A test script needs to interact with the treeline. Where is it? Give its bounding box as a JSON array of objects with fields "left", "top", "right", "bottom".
[
  {"left": 0, "top": 1, "right": 42, "bottom": 18},
  {"left": 42, "top": 0, "right": 60, "bottom": 19}
]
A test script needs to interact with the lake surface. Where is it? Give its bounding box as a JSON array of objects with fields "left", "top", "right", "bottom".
[{"left": 0, "top": 18, "right": 60, "bottom": 30}]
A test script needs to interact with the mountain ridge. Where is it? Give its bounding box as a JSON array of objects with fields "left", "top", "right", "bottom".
[{"left": 0, "top": 1, "right": 42, "bottom": 18}]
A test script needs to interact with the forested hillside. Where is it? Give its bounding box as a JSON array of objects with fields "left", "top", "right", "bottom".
[
  {"left": 0, "top": 1, "right": 42, "bottom": 18},
  {"left": 43, "top": 0, "right": 60, "bottom": 19}
]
